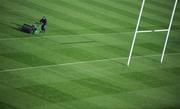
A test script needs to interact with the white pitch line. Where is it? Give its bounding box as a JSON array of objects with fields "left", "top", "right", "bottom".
[
  {"left": 154, "top": 29, "right": 168, "bottom": 32},
  {"left": 137, "top": 30, "right": 153, "bottom": 33},
  {"left": 0, "top": 52, "right": 180, "bottom": 73},
  {"left": 137, "top": 29, "right": 168, "bottom": 33}
]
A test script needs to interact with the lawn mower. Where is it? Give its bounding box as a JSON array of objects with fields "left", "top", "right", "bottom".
[{"left": 21, "top": 22, "right": 41, "bottom": 34}]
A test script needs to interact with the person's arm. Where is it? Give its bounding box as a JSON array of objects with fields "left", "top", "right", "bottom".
[
  {"left": 45, "top": 20, "right": 47, "bottom": 25},
  {"left": 40, "top": 19, "right": 42, "bottom": 23}
]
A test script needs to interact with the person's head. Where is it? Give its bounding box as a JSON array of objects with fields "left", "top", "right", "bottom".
[{"left": 42, "top": 16, "right": 46, "bottom": 19}]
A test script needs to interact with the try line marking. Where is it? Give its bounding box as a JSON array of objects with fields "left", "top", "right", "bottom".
[{"left": 0, "top": 52, "right": 180, "bottom": 73}]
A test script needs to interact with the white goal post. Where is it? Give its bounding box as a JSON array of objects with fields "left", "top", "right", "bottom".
[{"left": 127, "top": 0, "right": 178, "bottom": 66}]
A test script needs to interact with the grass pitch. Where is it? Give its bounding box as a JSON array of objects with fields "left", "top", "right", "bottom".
[{"left": 0, "top": 0, "right": 180, "bottom": 109}]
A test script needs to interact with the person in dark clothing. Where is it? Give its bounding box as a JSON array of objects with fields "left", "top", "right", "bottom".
[{"left": 40, "top": 16, "right": 47, "bottom": 32}]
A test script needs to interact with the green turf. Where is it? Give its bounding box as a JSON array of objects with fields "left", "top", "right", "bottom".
[{"left": 0, "top": 0, "right": 180, "bottom": 109}]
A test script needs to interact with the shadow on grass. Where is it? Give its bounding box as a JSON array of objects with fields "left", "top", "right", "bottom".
[
  {"left": 0, "top": 22, "right": 26, "bottom": 34},
  {"left": 11, "top": 23, "right": 31, "bottom": 34},
  {"left": 0, "top": 22, "right": 36, "bottom": 35},
  {"left": 11, "top": 23, "right": 22, "bottom": 31}
]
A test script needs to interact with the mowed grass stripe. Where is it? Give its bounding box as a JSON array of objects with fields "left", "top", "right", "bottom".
[
  {"left": 147, "top": 0, "right": 180, "bottom": 24},
  {"left": 40, "top": 0, "right": 118, "bottom": 28},
  {"left": 27, "top": 0, "right": 117, "bottom": 34},
  {"left": 17, "top": 85, "right": 77, "bottom": 103},
  {"left": 42, "top": 66, "right": 129, "bottom": 100},
  {"left": 0, "top": 84, "right": 50, "bottom": 109},
  {"left": 151, "top": 0, "right": 176, "bottom": 9},
  {"left": 63, "top": 0, "right": 137, "bottom": 22},
  {"left": 60, "top": 0, "right": 138, "bottom": 27},
  {"left": 112, "top": 0, "right": 178, "bottom": 20},
  {"left": 0, "top": 39, "right": 78, "bottom": 69},
  {"left": 1, "top": 52, "right": 55, "bottom": 66},
  {"left": 141, "top": 1, "right": 178, "bottom": 26},
  {"left": 80, "top": 0, "right": 139, "bottom": 21},
  {"left": 82, "top": 0, "right": 168, "bottom": 27},
  {"left": 0, "top": 101, "right": 18, "bottom": 109},
  {"left": 46, "top": 0, "right": 127, "bottom": 27},
  {"left": 100, "top": 0, "right": 171, "bottom": 28},
  {"left": 102, "top": 0, "right": 173, "bottom": 27}
]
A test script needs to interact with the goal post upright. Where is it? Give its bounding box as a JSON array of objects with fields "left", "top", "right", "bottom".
[
  {"left": 127, "top": 0, "right": 178, "bottom": 66},
  {"left": 161, "top": 0, "right": 178, "bottom": 63},
  {"left": 127, "top": 0, "right": 146, "bottom": 66}
]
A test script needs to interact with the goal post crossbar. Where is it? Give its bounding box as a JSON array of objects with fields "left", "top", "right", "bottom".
[
  {"left": 137, "top": 29, "right": 168, "bottom": 33},
  {"left": 127, "top": 0, "right": 178, "bottom": 66}
]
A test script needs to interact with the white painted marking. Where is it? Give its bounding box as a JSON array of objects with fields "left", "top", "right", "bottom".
[
  {"left": 0, "top": 52, "right": 179, "bottom": 73},
  {"left": 137, "top": 30, "right": 153, "bottom": 33},
  {"left": 154, "top": 29, "right": 168, "bottom": 32},
  {"left": 137, "top": 29, "right": 168, "bottom": 33}
]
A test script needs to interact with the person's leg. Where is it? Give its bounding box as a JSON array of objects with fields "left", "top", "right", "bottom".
[
  {"left": 41, "top": 25, "right": 46, "bottom": 32},
  {"left": 41, "top": 25, "right": 44, "bottom": 32},
  {"left": 43, "top": 25, "right": 46, "bottom": 32}
]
